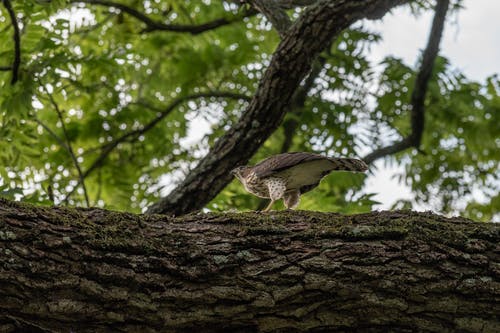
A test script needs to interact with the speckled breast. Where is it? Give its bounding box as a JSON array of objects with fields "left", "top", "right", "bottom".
[{"left": 244, "top": 172, "right": 271, "bottom": 198}]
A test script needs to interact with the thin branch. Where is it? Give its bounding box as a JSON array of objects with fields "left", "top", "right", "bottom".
[
  {"left": 70, "top": 0, "right": 255, "bottom": 34},
  {"left": 92, "top": 92, "right": 250, "bottom": 174},
  {"left": 77, "top": 99, "right": 174, "bottom": 158},
  {"left": 40, "top": 87, "right": 91, "bottom": 207},
  {"left": 363, "top": 0, "right": 449, "bottom": 165},
  {"left": 95, "top": 168, "right": 103, "bottom": 203},
  {"left": 127, "top": 100, "right": 166, "bottom": 114},
  {"left": 33, "top": 117, "right": 77, "bottom": 205},
  {"left": 2, "top": 0, "right": 21, "bottom": 84},
  {"left": 247, "top": 0, "right": 291, "bottom": 37},
  {"left": 62, "top": 92, "right": 250, "bottom": 203},
  {"left": 0, "top": 66, "right": 12, "bottom": 71},
  {"left": 33, "top": 118, "right": 68, "bottom": 149}
]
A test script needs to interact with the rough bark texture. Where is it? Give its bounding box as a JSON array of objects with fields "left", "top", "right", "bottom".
[
  {"left": 146, "top": 0, "right": 409, "bottom": 215},
  {"left": 1, "top": 198, "right": 499, "bottom": 332}
]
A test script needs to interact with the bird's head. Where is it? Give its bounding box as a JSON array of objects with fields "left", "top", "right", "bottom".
[{"left": 231, "top": 165, "right": 251, "bottom": 181}]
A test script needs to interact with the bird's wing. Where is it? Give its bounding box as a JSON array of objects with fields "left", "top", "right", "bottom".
[
  {"left": 272, "top": 157, "right": 368, "bottom": 191},
  {"left": 253, "top": 152, "right": 368, "bottom": 179},
  {"left": 277, "top": 159, "right": 339, "bottom": 190},
  {"left": 327, "top": 157, "right": 368, "bottom": 172},
  {"left": 252, "top": 152, "right": 326, "bottom": 178}
]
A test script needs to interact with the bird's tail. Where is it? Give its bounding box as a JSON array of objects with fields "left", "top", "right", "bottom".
[{"left": 328, "top": 158, "right": 368, "bottom": 172}]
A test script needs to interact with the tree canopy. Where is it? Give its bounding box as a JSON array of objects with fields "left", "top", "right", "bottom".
[{"left": 0, "top": 0, "right": 498, "bottom": 220}]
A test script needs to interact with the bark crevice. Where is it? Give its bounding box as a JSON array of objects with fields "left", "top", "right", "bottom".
[{"left": 1, "top": 199, "right": 499, "bottom": 332}]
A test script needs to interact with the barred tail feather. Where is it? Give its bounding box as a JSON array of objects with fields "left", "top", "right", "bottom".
[{"left": 328, "top": 157, "right": 368, "bottom": 172}]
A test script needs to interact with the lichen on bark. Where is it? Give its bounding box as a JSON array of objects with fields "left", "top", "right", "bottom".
[{"left": 0, "top": 198, "right": 499, "bottom": 332}]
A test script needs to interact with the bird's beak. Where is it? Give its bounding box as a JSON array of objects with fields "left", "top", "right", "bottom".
[{"left": 230, "top": 168, "right": 237, "bottom": 176}]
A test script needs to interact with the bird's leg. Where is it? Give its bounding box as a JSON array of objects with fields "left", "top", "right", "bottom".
[
  {"left": 262, "top": 178, "right": 286, "bottom": 212},
  {"left": 263, "top": 200, "right": 275, "bottom": 212},
  {"left": 284, "top": 190, "right": 300, "bottom": 210}
]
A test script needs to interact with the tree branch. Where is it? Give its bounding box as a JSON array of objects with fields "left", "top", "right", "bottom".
[
  {"left": 247, "top": 0, "right": 292, "bottom": 37},
  {"left": 40, "top": 86, "right": 90, "bottom": 207},
  {"left": 33, "top": 119, "right": 68, "bottom": 151},
  {"left": 62, "top": 92, "right": 250, "bottom": 203},
  {"left": 34, "top": 117, "right": 86, "bottom": 203},
  {"left": 247, "top": 0, "right": 322, "bottom": 37},
  {"left": 1, "top": 200, "right": 498, "bottom": 332},
  {"left": 363, "top": 0, "right": 449, "bottom": 165},
  {"left": 89, "top": 92, "right": 251, "bottom": 176},
  {"left": 2, "top": 0, "right": 21, "bottom": 84},
  {"left": 70, "top": 0, "right": 255, "bottom": 34},
  {"left": 147, "top": 0, "right": 410, "bottom": 216}
]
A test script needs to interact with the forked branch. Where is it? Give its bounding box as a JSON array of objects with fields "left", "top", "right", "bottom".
[{"left": 363, "top": 0, "right": 450, "bottom": 164}]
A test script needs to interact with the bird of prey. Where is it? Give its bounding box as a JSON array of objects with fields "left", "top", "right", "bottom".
[{"left": 231, "top": 152, "right": 368, "bottom": 211}]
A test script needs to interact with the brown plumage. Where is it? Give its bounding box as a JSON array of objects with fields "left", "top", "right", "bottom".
[{"left": 231, "top": 152, "right": 368, "bottom": 211}]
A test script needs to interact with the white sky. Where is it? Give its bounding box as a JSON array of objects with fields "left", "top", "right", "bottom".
[
  {"left": 362, "top": 0, "right": 500, "bottom": 216},
  {"left": 366, "top": 0, "right": 500, "bottom": 80}
]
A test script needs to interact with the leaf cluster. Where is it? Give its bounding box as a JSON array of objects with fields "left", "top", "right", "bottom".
[{"left": 0, "top": 1, "right": 497, "bottom": 221}]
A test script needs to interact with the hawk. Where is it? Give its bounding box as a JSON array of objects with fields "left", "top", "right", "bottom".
[{"left": 231, "top": 152, "right": 368, "bottom": 211}]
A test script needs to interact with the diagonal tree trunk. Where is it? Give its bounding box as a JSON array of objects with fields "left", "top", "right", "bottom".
[
  {"left": 146, "top": 0, "right": 410, "bottom": 215},
  {"left": 1, "top": 198, "right": 499, "bottom": 332}
]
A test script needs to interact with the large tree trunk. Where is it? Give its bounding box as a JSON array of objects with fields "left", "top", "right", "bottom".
[{"left": 0, "top": 198, "right": 499, "bottom": 332}]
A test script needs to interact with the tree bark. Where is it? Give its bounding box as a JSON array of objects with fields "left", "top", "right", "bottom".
[
  {"left": 1, "top": 199, "right": 499, "bottom": 332},
  {"left": 146, "top": 0, "right": 410, "bottom": 215},
  {"left": 247, "top": 0, "right": 292, "bottom": 37}
]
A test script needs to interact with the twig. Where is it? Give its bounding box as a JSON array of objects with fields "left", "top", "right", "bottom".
[
  {"left": 363, "top": 0, "right": 450, "bottom": 164},
  {"left": 70, "top": 0, "right": 256, "bottom": 34},
  {"left": 40, "top": 87, "right": 91, "bottom": 207},
  {"left": 2, "top": 0, "right": 21, "bottom": 84},
  {"left": 95, "top": 168, "right": 103, "bottom": 203}
]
